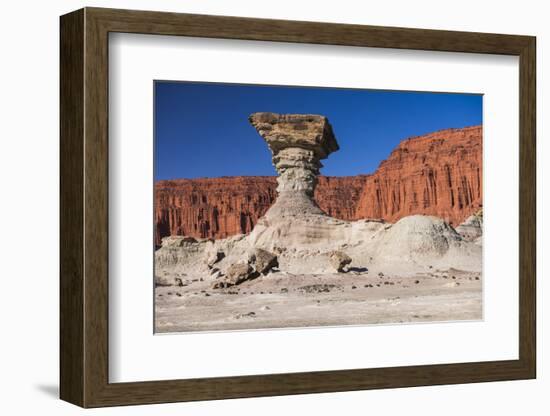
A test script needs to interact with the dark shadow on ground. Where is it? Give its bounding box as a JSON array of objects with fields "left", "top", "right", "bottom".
[{"left": 347, "top": 267, "right": 369, "bottom": 273}]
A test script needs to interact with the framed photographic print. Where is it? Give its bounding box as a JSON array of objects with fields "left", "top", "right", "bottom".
[{"left": 60, "top": 7, "right": 536, "bottom": 408}]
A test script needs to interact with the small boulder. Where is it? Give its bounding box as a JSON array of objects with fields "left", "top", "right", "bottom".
[
  {"left": 249, "top": 248, "right": 278, "bottom": 275},
  {"left": 211, "top": 263, "right": 257, "bottom": 289},
  {"left": 329, "top": 251, "right": 352, "bottom": 273},
  {"left": 226, "top": 262, "right": 255, "bottom": 285},
  {"left": 155, "top": 275, "right": 181, "bottom": 287},
  {"left": 211, "top": 281, "right": 227, "bottom": 289}
]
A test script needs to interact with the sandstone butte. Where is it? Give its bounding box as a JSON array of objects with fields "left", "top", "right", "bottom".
[{"left": 155, "top": 125, "right": 482, "bottom": 245}]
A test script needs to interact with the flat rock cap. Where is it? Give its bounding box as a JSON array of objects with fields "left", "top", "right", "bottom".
[{"left": 249, "top": 112, "right": 339, "bottom": 159}]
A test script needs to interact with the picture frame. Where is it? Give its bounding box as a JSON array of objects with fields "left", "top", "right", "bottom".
[{"left": 60, "top": 7, "right": 536, "bottom": 408}]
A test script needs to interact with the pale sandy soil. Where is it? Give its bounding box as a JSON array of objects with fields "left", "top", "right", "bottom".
[{"left": 155, "top": 268, "right": 482, "bottom": 333}]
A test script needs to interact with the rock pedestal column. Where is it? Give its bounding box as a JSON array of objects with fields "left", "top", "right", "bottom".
[{"left": 249, "top": 112, "right": 339, "bottom": 220}]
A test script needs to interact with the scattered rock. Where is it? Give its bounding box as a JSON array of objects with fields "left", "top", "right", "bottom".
[
  {"left": 329, "top": 251, "right": 352, "bottom": 273},
  {"left": 211, "top": 262, "right": 257, "bottom": 289},
  {"left": 298, "top": 284, "right": 339, "bottom": 293},
  {"left": 226, "top": 263, "right": 256, "bottom": 285},
  {"left": 235, "top": 312, "right": 256, "bottom": 319},
  {"left": 155, "top": 275, "right": 182, "bottom": 287},
  {"left": 249, "top": 248, "right": 278, "bottom": 275}
]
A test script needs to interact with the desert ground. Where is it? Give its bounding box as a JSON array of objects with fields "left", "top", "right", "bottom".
[{"left": 155, "top": 268, "right": 481, "bottom": 333}]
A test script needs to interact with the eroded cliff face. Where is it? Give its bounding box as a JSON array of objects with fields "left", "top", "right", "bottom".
[
  {"left": 353, "top": 126, "right": 482, "bottom": 225},
  {"left": 155, "top": 177, "right": 277, "bottom": 245},
  {"left": 155, "top": 125, "right": 481, "bottom": 244}
]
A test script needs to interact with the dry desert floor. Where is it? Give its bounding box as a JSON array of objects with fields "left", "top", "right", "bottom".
[{"left": 155, "top": 268, "right": 482, "bottom": 333}]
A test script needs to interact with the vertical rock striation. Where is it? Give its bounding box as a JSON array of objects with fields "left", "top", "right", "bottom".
[
  {"left": 154, "top": 177, "right": 277, "bottom": 246},
  {"left": 353, "top": 126, "right": 482, "bottom": 225}
]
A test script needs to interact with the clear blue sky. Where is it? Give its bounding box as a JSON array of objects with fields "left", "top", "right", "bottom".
[{"left": 154, "top": 81, "right": 482, "bottom": 181}]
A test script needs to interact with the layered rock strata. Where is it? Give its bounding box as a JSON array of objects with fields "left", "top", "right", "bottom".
[
  {"left": 248, "top": 112, "right": 338, "bottom": 219},
  {"left": 155, "top": 126, "right": 482, "bottom": 243}
]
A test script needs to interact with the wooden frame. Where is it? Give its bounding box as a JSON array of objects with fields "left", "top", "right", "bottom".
[{"left": 60, "top": 7, "right": 536, "bottom": 408}]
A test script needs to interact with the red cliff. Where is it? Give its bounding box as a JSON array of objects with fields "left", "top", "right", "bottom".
[
  {"left": 155, "top": 125, "right": 482, "bottom": 244},
  {"left": 353, "top": 125, "right": 482, "bottom": 224}
]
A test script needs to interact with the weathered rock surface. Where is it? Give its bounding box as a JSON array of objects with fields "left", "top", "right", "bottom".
[
  {"left": 155, "top": 126, "right": 482, "bottom": 244},
  {"left": 249, "top": 112, "right": 338, "bottom": 219},
  {"left": 212, "top": 262, "right": 257, "bottom": 289},
  {"left": 456, "top": 210, "right": 483, "bottom": 241},
  {"left": 225, "top": 263, "right": 255, "bottom": 285},
  {"left": 248, "top": 248, "right": 278, "bottom": 275},
  {"left": 248, "top": 112, "right": 339, "bottom": 160},
  {"left": 363, "top": 215, "right": 469, "bottom": 267},
  {"left": 155, "top": 177, "right": 277, "bottom": 245},
  {"left": 353, "top": 126, "right": 482, "bottom": 227},
  {"left": 329, "top": 251, "right": 352, "bottom": 273}
]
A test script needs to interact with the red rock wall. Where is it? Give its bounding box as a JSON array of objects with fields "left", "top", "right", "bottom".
[
  {"left": 155, "top": 125, "right": 482, "bottom": 244},
  {"left": 155, "top": 177, "right": 277, "bottom": 245},
  {"left": 353, "top": 125, "right": 482, "bottom": 225}
]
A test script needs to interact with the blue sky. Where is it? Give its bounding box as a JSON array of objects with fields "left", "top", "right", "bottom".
[{"left": 154, "top": 81, "right": 482, "bottom": 181}]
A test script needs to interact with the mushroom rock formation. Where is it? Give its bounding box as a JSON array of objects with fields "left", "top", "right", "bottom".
[
  {"left": 246, "top": 113, "right": 362, "bottom": 251},
  {"left": 248, "top": 112, "right": 338, "bottom": 219}
]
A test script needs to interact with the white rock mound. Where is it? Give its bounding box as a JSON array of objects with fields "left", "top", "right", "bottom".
[
  {"left": 360, "top": 215, "right": 481, "bottom": 273},
  {"left": 456, "top": 213, "right": 483, "bottom": 242}
]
